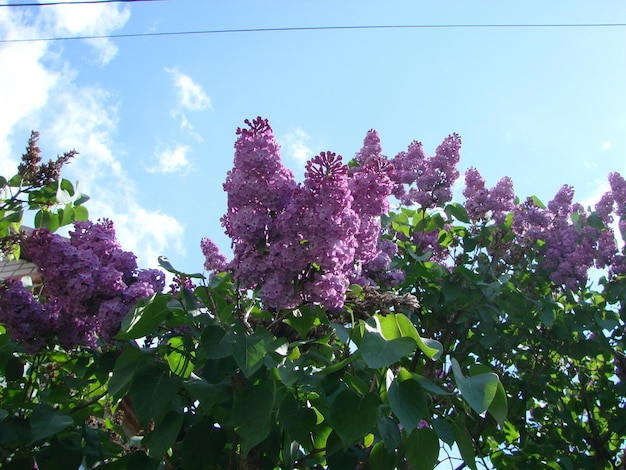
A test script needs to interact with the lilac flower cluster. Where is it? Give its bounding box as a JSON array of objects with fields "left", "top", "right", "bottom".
[
  {"left": 358, "top": 239, "right": 405, "bottom": 288},
  {"left": 391, "top": 134, "right": 462, "bottom": 209},
  {"left": 463, "top": 167, "right": 515, "bottom": 224},
  {"left": 200, "top": 237, "right": 228, "bottom": 273},
  {"left": 203, "top": 118, "right": 396, "bottom": 310},
  {"left": 349, "top": 131, "right": 395, "bottom": 263},
  {"left": 507, "top": 178, "right": 626, "bottom": 289},
  {"left": 0, "top": 220, "right": 165, "bottom": 351}
]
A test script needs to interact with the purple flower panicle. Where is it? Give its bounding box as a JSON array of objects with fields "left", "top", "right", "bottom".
[{"left": 0, "top": 220, "right": 164, "bottom": 351}]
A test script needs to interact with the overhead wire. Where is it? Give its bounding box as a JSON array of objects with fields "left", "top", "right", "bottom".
[{"left": 2, "top": 22, "right": 626, "bottom": 44}]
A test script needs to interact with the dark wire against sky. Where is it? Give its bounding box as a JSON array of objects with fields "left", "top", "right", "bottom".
[{"left": 2, "top": 22, "right": 626, "bottom": 44}]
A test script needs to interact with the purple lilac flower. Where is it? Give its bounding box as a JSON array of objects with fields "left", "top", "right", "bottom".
[
  {"left": 168, "top": 274, "right": 196, "bottom": 296},
  {"left": 609, "top": 172, "right": 626, "bottom": 217},
  {"left": 0, "top": 279, "right": 48, "bottom": 353},
  {"left": 354, "top": 129, "right": 384, "bottom": 167},
  {"left": 270, "top": 151, "right": 359, "bottom": 309},
  {"left": 464, "top": 168, "right": 514, "bottom": 225},
  {"left": 350, "top": 156, "right": 395, "bottom": 263},
  {"left": 200, "top": 237, "right": 228, "bottom": 273},
  {"left": 221, "top": 117, "right": 296, "bottom": 292},
  {"left": 222, "top": 117, "right": 296, "bottom": 245},
  {"left": 391, "top": 141, "right": 425, "bottom": 204},
  {"left": 4, "top": 220, "right": 166, "bottom": 350},
  {"left": 391, "top": 134, "right": 461, "bottom": 209},
  {"left": 489, "top": 176, "right": 515, "bottom": 224},
  {"left": 463, "top": 167, "right": 489, "bottom": 222}
]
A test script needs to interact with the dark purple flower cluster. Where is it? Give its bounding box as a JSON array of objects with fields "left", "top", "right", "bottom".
[
  {"left": 204, "top": 118, "right": 397, "bottom": 310},
  {"left": 0, "top": 220, "right": 165, "bottom": 351},
  {"left": 391, "top": 134, "right": 462, "bottom": 209}
]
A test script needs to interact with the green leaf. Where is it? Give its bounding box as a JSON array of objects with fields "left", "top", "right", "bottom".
[
  {"left": 361, "top": 317, "right": 416, "bottom": 368},
  {"left": 377, "top": 413, "right": 402, "bottom": 449},
  {"left": 405, "top": 427, "right": 440, "bottom": 470},
  {"left": 59, "top": 178, "right": 74, "bottom": 194},
  {"left": 328, "top": 390, "right": 379, "bottom": 447},
  {"left": 165, "top": 336, "right": 195, "bottom": 378},
  {"left": 451, "top": 358, "right": 498, "bottom": 417},
  {"left": 108, "top": 346, "right": 147, "bottom": 400},
  {"left": 73, "top": 205, "right": 88, "bottom": 221},
  {"left": 158, "top": 255, "right": 205, "bottom": 279},
  {"left": 128, "top": 366, "right": 180, "bottom": 427},
  {"left": 0, "top": 210, "right": 22, "bottom": 224},
  {"left": 413, "top": 375, "right": 451, "bottom": 395},
  {"left": 231, "top": 325, "right": 275, "bottom": 377},
  {"left": 182, "top": 419, "right": 226, "bottom": 469},
  {"left": 147, "top": 410, "right": 183, "bottom": 459},
  {"left": 116, "top": 294, "right": 170, "bottom": 340},
  {"left": 380, "top": 314, "right": 443, "bottom": 360},
  {"left": 58, "top": 205, "right": 75, "bottom": 226},
  {"left": 488, "top": 379, "right": 508, "bottom": 427},
  {"left": 43, "top": 210, "right": 60, "bottom": 232},
  {"left": 369, "top": 442, "right": 397, "bottom": 470},
  {"left": 183, "top": 374, "right": 230, "bottom": 409},
  {"left": 451, "top": 419, "right": 477, "bottom": 470},
  {"left": 445, "top": 202, "right": 470, "bottom": 224},
  {"left": 285, "top": 307, "right": 322, "bottom": 339},
  {"left": 388, "top": 378, "right": 427, "bottom": 431},
  {"left": 232, "top": 378, "right": 275, "bottom": 456},
  {"left": 278, "top": 393, "right": 318, "bottom": 445},
  {"left": 30, "top": 404, "right": 74, "bottom": 443},
  {"left": 73, "top": 193, "right": 90, "bottom": 206},
  {"left": 530, "top": 195, "right": 546, "bottom": 209},
  {"left": 201, "top": 325, "right": 232, "bottom": 359},
  {"left": 432, "top": 418, "right": 455, "bottom": 447}
]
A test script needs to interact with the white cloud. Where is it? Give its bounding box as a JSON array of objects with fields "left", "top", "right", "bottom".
[
  {"left": 602, "top": 141, "right": 612, "bottom": 150},
  {"left": 148, "top": 143, "right": 191, "bottom": 174},
  {"left": 92, "top": 201, "right": 186, "bottom": 269},
  {"left": 0, "top": 8, "right": 60, "bottom": 176},
  {"left": 166, "top": 68, "right": 212, "bottom": 111},
  {"left": 283, "top": 128, "right": 313, "bottom": 165},
  {"left": 170, "top": 110, "right": 204, "bottom": 142},
  {"left": 38, "top": 0, "right": 131, "bottom": 66},
  {"left": 0, "top": 4, "right": 185, "bottom": 269}
]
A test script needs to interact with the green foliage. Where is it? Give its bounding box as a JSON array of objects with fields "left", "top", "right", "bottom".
[{"left": 1, "top": 134, "right": 626, "bottom": 469}]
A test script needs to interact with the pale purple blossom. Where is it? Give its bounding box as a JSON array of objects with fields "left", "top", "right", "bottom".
[
  {"left": 201, "top": 237, "right": 228, "bottom": 273},
  {"left": 391, "top": 134, "right": 461, "bottom": 209}
]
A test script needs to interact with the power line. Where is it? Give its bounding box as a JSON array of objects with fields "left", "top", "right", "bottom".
[
  {"left": 2, "top": 22, "right": 626, "bottom": 44},
  {"left": 0, "top": 0, "right": 162, "bottom": 6}
]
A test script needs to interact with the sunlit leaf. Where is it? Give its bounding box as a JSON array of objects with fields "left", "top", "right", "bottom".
[{"left": 451, "top": 358, "right": 498, "bottom": 417}]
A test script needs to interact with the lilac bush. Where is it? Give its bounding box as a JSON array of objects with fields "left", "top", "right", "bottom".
[{"left": 0, "top": 220, "right": 165, "bottom": 351}]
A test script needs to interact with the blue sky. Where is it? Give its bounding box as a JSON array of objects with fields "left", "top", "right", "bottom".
[{"left": 1, "top": 0, "right": 626, "bottom": 276}]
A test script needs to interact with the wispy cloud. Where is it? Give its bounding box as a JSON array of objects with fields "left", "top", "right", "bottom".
[
  {"left": 166, "top": 68, "right": 212, "bottom": 111},
  {"left": 283, "top": 128, "right": 313, "bottom": 166},
  {"left": 39, "top": 0, "right": 131, "bottom": 66},
  {"left": 0, "top": 4, "right": 185, "bottom": 269},
  {"left": 602, "top": 141, "right": 612, "bottom": 150},
  {"left": 148, "top": 143, "right": 191, "bottom": 174}
]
